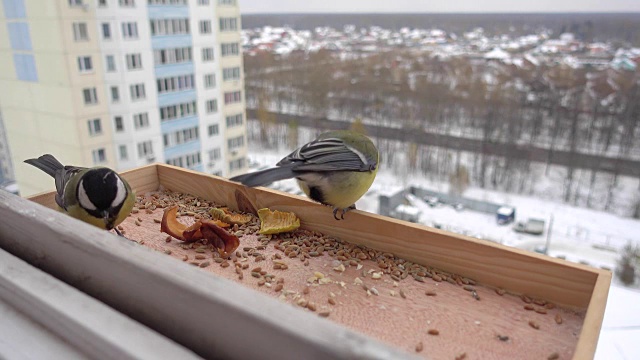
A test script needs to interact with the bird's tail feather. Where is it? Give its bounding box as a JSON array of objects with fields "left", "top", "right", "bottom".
[
  {"left": 24, "top": 154, "right": 64, "bottom": 178},
  {"left": 230, "top": 166, "right": 297, "bottom": 187}
]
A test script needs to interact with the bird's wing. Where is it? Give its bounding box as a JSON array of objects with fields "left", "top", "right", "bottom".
[
  {"left": 54, "top": 166, "right": 85, "bottom": 209},
  {"left": 277, "top": 137, "right": 372, "bottom": 172}
]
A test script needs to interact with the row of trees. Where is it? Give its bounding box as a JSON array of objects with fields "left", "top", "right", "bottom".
[{"left": 244, "top": 50, "right": 640, "bottom": 218}]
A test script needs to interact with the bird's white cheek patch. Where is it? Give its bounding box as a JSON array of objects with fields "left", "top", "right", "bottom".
[
  {"left": 111, "top": 177, "right": 127, "bottom": 208},
  {"left": 78, "top": 180, "right": 97, "bottom": 211}
]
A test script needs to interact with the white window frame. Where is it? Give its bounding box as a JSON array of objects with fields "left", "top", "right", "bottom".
[
  {"left": 222, "top": 67, "right": 240, "bottom": 81},
  {"left": 207, "top": 124, "right": 219, "bottom": 136},
  {"left": 199, "top": 20, "right": 211, "bottom": 34},
  {"left": 83, "top": 88, "right": 98, "bottom": 105},
  {"left": 110, "top": 86, "right": 120, "bottom": 103},
  {"left": 204, "top": 73, "right": 215, "bottom": 88},
  {"left": 206, "top": 99, "right": 217, "bottom": 113},
  {"left": 130, "top": 83, "right": 146, "bottom": 101},
  {"left": 219, "top": 17, "right": 237, "bottom": 32},
  {"left": 126, "top": 53, "right": 143, "bottom": 70},
  {"left": 137, "top": 140, "right": 153, "bottom": 158},
  {"left": 72, "top": 22, "right": 89, "bottom": 41},
  {"left": 77, "top": 56, "right": 93, "bottom": 73},
  {"left": 133, "top": 112, "right": 149, "bottom": 129},
  {"left": 119, "top": 145, "right": 128, "bottom": 160},
  {"left": 114, "top": 116, "right": 124, "bottom": 132},
  {"left": 202, "top": 47, "right": 214, "bottom": 62},
  {"left": 221, "top": 42, "right": 239, "bottom": 56},
  {"left": 87, "top": 118, "right": 102, "bottom": 136},
  {"left": 106, "top": 55, "right": 116, "bottom": 72},
  {"left": 102, "top": 23, "right": 111, "bottom": 40},
  {"left": 122, "top": 22, "right": 139, "bottom": 39},
  {"left": 92, "top": 148, "right": 106, "bottom": 164}
]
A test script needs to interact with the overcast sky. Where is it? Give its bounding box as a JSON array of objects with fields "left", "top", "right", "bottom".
[{"left": 239, "top": 0, "right": 640, "bottom": 14}]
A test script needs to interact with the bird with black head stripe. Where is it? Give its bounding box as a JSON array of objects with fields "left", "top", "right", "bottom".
[
  {"left": 230, "top": 130, "right": 379, "bottom": 220},
  {"left": 24, "top": 154, "right": 134, "bottom": 235}
]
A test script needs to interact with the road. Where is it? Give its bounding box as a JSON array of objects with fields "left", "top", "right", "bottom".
[{"left": 246, "top": 108, "right": 640, "bottom": 178}]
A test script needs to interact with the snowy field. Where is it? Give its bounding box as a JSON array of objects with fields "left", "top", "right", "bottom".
[{"left": 246, "top": 147, "right": 640, "bottom": 359}]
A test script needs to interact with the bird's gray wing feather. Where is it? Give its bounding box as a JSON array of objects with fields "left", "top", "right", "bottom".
[
  {"left": 24, "top": 154, "right": 85, "bottom": 209},
  {"left": 229, "top": 164, "right": 297, "bottom": 187},
  {"left": 277, "top": 138, "right": 370, "bottom": 172}
]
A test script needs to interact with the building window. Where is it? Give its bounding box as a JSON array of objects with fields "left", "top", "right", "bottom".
[
  {"left": 119, "top": 145, "right": 128, "bottom": 160},
  {"left": 218, "top": 0, "right": 236, "bottom": 4},
  {"left": 205, "top": 99, "right": 217, "bottom": 113},
  {"left": 106, "top": 55, "right": 116, "bottom": 72},
  {"left": 72, "top": 22, "right": 89, "bottom": 41},
  {"left": 198, "top": 0, "right": 209, "bottom": 4},
  {"left": 153, "top": 47, "right": 192, "bottom": 65},
  {"left": 199, "top": 20, "right": 211, "bottom": 34},
  {"left": 225, "top": 113, "right": 243, "bottom": 128},
  {"left": 202, "top": 47, "right": 214, "bottom": 61},
  {"left": 137, "top": 140, "right": 153, "bottom": 158},
  {"left": 164, "top": 127, "right": 199, "bottom": 147},
  {"left": 229, "top": 158, "right": 245, "bottom": 172},
  {"left": 159, "top": 101, "right": 197, "bottom": 121},
  {"left": 133, "top": 112, "right": 149, "bottom": 129},
  {"left": 122, "top": 22, "right": 138, "bottom": 39},
  {"left": 220, "top": 42, "right": 239, "bottom": 56},
  {"left": 149, "top": 18, "right": 190, "bottom": 36},
  {"left": 166, "top": 152, "right": 201, "bottom": 168},
  {"left": 87, "top": 118, "right": 102, "bottom": 136},
  {"left": 204, "top": 73, "right": 215, "bottom": 88},
  {"left": 92, "top": 148, "right": 107, "bottom": 164},
  {"left": 222, "top": 66, "right": 240, "bottom": 81},
  {"left": 219, "top": 17, "right": 237, "bottom": 32},
  {"left": 83, "top": 88, "right": 98, "bottom": 105},
  {"left": 207, "top": 124, "right": 219, "bottom": 136},
  {"left": 209, "top": 148, "right": 221, "bottom": 161},
  {"left": 130, "top": 84, "right": 146, "bottom": 101},
  {"left": 114, "top": 116, "right": 124, "bottom": 132},
  {"left": 102, "top": 23, "right": 111, "bottom": 39},
  {"left": 110, "top": 86, "right": 120, "bottom": 102},
  {"left": 98, "top": 0, "right": 107, "bottom": 6},
  {"left": 119, "top": 0, "right": 134, "bottom": 6},
  {"left": 228, "top": 135, "right": 244, "bottom": 151},
  {"left": 77, "top": 56, "right": 93, "bottom": 72},
  {"left": 125, "top": 53, "right": 142, "bottom": 70},
  {"left": 223, "top": 91, "right": 241, "bottom": 105},
  {"left": 69, "top": 0, "right": 84, "bottom": 5},
  {"left": 156, "top": 74, "right": 195, "bottom": 94}
]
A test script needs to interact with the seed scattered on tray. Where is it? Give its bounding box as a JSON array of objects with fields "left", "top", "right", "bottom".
[
  {"left": 428, "top": 329, "right": 439, "bottom": 336},
  {"left": 455, "top": 353, "right": 467, "bottom": 360},
  {"left": 555, "top": 314, "right": 563, "bottom": 324},
  {"left": 425, "top": 291, "right": 437, "bottom": 296},
  {"left": 529, "top": 320, "right": 540, "bottom": 330},
  {"left": 399, "top": 289, "right": 407, "bottom": 299},
  {"left": 318, "top": 311, "right": 330, "bottom": 318},
  {"left": 547, "top": 352, "right": 560, "bottom": 360},
  {"left": 415, "top": 341, "right": 424, "bottom": 353},
  {"left": 497, "top": 335, "right": 509, "bottom": 342},
  {"left": 199, "top": 261, "right": 210, "bottom": 268},
  {"left": 496, "top": 288, "right": 506, "bottom": 296}
]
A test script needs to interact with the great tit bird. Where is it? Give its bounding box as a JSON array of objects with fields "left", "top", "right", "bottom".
[
  {"left": 24, "top": 154, "right": 135, "bottom": 235},
  {"left": 230, "top": 130, "right": 379, "bottom": 220}
]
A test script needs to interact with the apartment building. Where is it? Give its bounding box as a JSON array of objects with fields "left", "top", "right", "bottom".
[{"left": 0, "top": 0, "right": 247, "bottom": 196}]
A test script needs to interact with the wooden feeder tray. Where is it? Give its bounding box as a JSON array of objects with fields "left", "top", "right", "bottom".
[{"left": 0, "top": 164, "right": 610, "bottom": 360}]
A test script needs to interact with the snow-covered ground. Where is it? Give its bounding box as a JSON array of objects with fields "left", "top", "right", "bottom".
[{"left": 246, "top": 147, "right": 640, "bottom": 359}]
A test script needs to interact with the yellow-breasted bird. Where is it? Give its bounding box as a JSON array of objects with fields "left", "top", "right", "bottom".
[
  {"left": 24, "top": 154, "right": 134, "bottom": 235},
  {"left": 230, "top": 130, "right": 379, "bottom": 220}
]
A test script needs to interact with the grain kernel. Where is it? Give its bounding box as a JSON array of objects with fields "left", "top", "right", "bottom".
[
  {"left": 428, "top": 329, "right": 439, "bottom": 335},
  {"left": 415, "top": 342, "right": 424, "bottom": 353},
  {"left": 529, "top": 320, "right": 540, "bottom": 330}
]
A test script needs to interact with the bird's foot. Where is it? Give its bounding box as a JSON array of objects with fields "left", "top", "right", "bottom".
[{"left": 332, "top": 204, "right": 357, "bottom": 220}]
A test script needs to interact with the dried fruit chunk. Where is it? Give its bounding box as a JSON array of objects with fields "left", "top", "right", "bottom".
[
  {"left": 161, "top": 206, "right": 240, "bottom": 257},
  {"left": 257, "top": 208, "right": 300, "bottom": 234},
  {"left": 210, "top": 207, "right": 252, "bottom": 225},
  {"left": 160, "top": 206, "right": 187, "bottom": 240}
]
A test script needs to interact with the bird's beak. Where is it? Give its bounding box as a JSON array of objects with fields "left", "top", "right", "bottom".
[{"left": 103, "top": 211, "right": 114, "bottom": 230}]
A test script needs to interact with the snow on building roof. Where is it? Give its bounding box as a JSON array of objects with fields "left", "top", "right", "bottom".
[{"left": 484, "top": 47, "right": 510, "bottom": 60}]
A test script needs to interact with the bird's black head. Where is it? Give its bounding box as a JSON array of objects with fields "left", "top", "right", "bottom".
[{"left": 76, "top": 168, "right": 128, "bottom": 229}]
